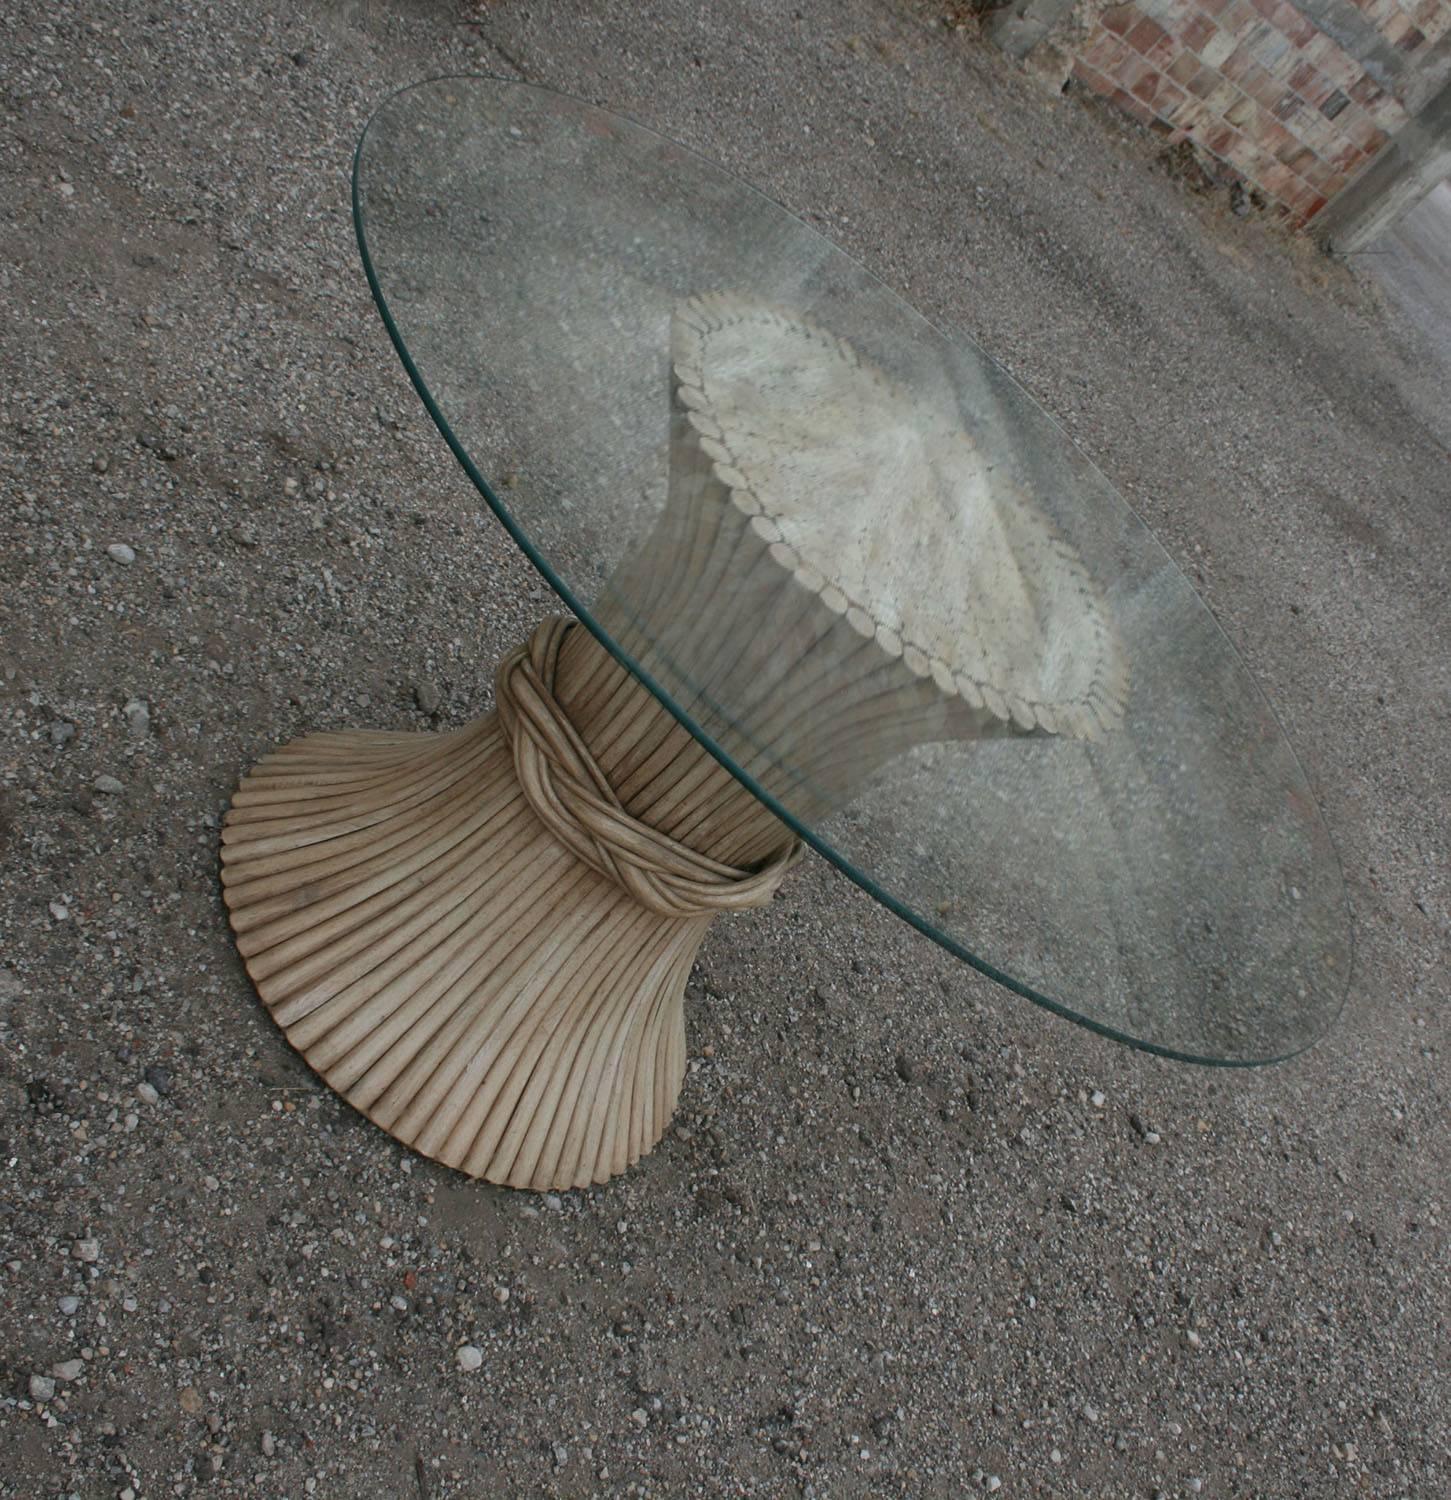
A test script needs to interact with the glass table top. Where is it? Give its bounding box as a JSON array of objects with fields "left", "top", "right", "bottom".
[{"left": 352, "top": 76, "right": 1349, "bottom": 1066}]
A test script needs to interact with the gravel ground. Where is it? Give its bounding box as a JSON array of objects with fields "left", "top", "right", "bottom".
[{"left": 1, "top": 2, "right": 1447, "bottom": 1497}]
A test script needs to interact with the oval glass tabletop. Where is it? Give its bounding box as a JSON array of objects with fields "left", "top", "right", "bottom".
[{"left": 351, "top": 76, "right": 1348, "bottom": 1067}]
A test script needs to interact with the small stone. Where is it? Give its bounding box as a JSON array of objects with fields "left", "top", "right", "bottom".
[
  {"left": 543, "top": 1194, "right": 562, "bottom": 1211},
  {"left": 94, "top": 775, "right": 125, "bottom": 795},
  {"left": 106, "top": 543, "right": 136, "bottom": 565},
  {"left": 73, "top": 1238, "right": 100, "bottom": 1263},
  {"left": 985, "top": 1477, "right": 1001, "bottom": 1493},
  {"left": 52, "top": 1358, "right": 84, "bottom": 1381},
  {"left": 261, "top": 1430, "right": 276, "bottom": 1456},
  {"left": 49, "top": 720, "right": 76, "bottom": 747},
  {"left": 29, "top": 1374, "right": 56, "bottom": 1402},
  {"left": 144, "top": 1064, "right": 173, "bottom": 1096},
  {"left": 179, "top": 1385, "right": 204, "bottom": 1414},
  {"left": 630, "top": 1408, "right": 648, "bottom": 1429},
  {"left": 1090, "top": 1090, "right": 1106, "bottom": 1108},
  {"left": 49, "top": 901, "right": 71, "bottom": 922},
  {"left": 493, "top": 1285, "right": 510, "bottom": 1304},
  {"left": 1082, "top": 1403, "right": 1099, "bottom": 1423},
  {"left": 136, "top": 1081, "right": 160, "bottom": 1106},
  {"left": 390, "top": 1294, "right": 410, "bottom": 1312},
  {"left": 413, "top": 679, "right": 441, "bottom": 715},
  {"left": 58, "top": 1295, "right": 80, "bottom": 1315},
  {"left": 123, "top": 698, "right": 150, "bottom": 735},
  {"left": 1184, "top": 1329, "right": 1202, "bottom": 1349},
  {"left": 894, "top": 1052, "right": 918, "bottom": 1084},
  {"left": 552, "top": 1444, "right": 569, "bottom": 1467},
  {"left": 456, "top": 1344, "right": 483, "bottom": 1372}
]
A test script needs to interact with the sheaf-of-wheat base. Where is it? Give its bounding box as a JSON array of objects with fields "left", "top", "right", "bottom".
[{"left": 219, "top": 620, "right": 799, "bottom": 1191}]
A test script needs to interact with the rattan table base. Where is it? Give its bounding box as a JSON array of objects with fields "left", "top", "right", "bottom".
[{"left": 220, "top": 621, "right": 798, "bottom": 1190}]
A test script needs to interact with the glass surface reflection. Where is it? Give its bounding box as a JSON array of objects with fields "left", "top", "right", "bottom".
[{"left": 353, "top": 77, "right": 1349, "bottom": 1064}]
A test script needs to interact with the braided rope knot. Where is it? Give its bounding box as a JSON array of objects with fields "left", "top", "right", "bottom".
[{"left": 495, "top": 618, "right": 800, "bottom": 918}]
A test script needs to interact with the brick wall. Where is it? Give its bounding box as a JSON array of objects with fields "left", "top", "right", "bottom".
[{"left": 1068, "top": 0, "right": 1451, "bottom": 224}]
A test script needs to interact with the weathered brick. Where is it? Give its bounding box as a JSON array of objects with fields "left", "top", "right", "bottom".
[
  {"left": 1368, "top": 92, "right": 1410, "bottom": 129},
  {"left": 1225, "top": 91, "right": 1259, "bottom": 126},
  {"left": 1071, "top": 59, "right": 1118, "bottom": 100},
  {"left": 1298, "top": 70, "right": 1339, "bottom": 109},
  {"left": 1302, "top": 155, "right": 1334, "bottom": 189},
  {"left": 1246, "top": 66, "right": 1286, "bottom": 108},
  {"left": 1114, "top": 52, "right": 1152, "bottom": 90},
  {"left": 1127, "top": 15, "right": 1171, "bottom": 53},
  {"left": 1064, "top": 0, "right": 1424, "bottom": 230},
  {"left": 1329, "top": 139, "right": 1365, "bottom": 171},
  {"left": 1261, "top": 162, "right": 1296, "bottom": 197},
  {"left": 1205, "top": 75, "right": 1244, "bottom": 112},
  {"left": 1266, "top": 42, "right": 1304, "bottom": 82},
  {"left": 1342, "top": 106, "right": 1380, "bottom": 150},
  {"left": 1081, "top": 30, "right": 1126, "bottom": 70},
  {"left": 1347, "top": 74, "right": 1381, "bottom": 109},
  {"left": 1255, "top": 28, "right": 1291, "bottom": 71},
  {"left": 1111, "top": 85, "right": 1158, "bottom": 124},
  {"left": 1200, "top": 27, "right": 1237, "bottom": 66},
  {"left": 1101, "top": 4, "right": 1138, "bottom": 37},
  {"left": 1203, "top": 121, "right": 1240, "bottom": 156},
  {"left": 1149, "top": 32, "right": 1181, "bottom": 67},
  {"left": 1131, "top": 67, "right": 1163, "bottom": 104},
  {"left": 1221, "top": 0, "right": 1258, "bottom": 34},
  {"left": 1157, "top": 78, "right": 1190, "bottom": 114},
  {"left": 1221, "top": 41, "right": 1257, "bottom": 80},
  {"left": 1420, "top": 6, "right": 1451, "bottom": 43}
]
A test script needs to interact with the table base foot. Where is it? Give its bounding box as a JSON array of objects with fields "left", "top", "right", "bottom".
[{"left": 220, "top": 713, "right": 705, "bottom": 1189}]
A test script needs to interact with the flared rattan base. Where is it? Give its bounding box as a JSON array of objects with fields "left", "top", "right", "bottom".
[{"left": 220, "top": 622, "right": 797, "bottom": 1190}]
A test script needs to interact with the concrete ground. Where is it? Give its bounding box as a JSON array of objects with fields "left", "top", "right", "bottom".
[
  {"left": 1, "top": 2, "right": 1447, "bottom": 1497},
  {"left": 1360, "top": 178, "right": 1451, "bottom": 395}
]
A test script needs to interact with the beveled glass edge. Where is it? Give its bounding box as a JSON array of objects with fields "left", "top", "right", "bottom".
[{"left": 351, "top": 74, "right": 1353, "bottom": 1067}]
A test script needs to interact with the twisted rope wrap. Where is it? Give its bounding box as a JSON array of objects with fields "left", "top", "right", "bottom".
[{"left": 494, "top": 618, "right": 800, "bottom": 917}]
